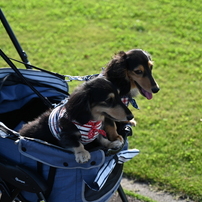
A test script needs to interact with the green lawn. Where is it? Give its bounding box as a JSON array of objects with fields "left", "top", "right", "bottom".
[{"left": 0, "top": 0, "right": 202, "bottom": 201}]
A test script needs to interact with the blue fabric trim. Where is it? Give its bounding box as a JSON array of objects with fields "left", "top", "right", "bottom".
[
  {"left": 0, "top": 84, "right": 67, "bottom": 113},
  {"left": 18, "top": 137, "right": 105, "bottom": 169}
]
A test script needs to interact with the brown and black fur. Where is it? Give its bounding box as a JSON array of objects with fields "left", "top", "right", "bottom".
[
  {"left": 19, "top": 77, "right": 133, "bottom": 163},
  {"left": 104, "top": 49, "right": 160, "bottom": 98},
  {"left": 102, "top": 49, "right": 160, "bottom": 128}
]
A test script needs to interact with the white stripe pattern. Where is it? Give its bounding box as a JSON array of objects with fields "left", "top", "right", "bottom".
[
  {"left": 48, "top": 102, "right": 106, "bottom": 144},
  {"left": 93, "top": 149, "right": 139, "bottom": 190},
  {"left": 72, "top": 120, "right": 104, "bottom": 144},
  {"left": 48, "top": 105, "right": 66, "bottom": 140}
]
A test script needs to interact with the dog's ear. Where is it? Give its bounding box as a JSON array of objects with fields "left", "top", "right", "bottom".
[
  {"left": 66, "top": 90, "right": 92, "bottom": 124},
  {"left": 105, "top": 51, "right": 128, "bottom": 79},
  {"left": 119, "top": 51, "right": 128, "bottom": 60},
  {"left": 104, "top": 51, "right": 131, "bottom": 96}
]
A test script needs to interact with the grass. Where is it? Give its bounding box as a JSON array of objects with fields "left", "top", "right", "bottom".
[
  {"left": 1, "top": 0, "right": 202, "bottom": 201},
  {"left": 124, "top": 189, "right": 158, "bottom": 202},
  {"left": 124, "top": 190, "right": 157, "bottom": 202}
]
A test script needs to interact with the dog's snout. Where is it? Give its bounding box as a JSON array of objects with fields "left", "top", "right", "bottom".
[
  {"left": 127, "top": 114, "right": 134, "bottom": 121},
  {"left": 152, "top": 87, "right": 160, "bottom": 93}
]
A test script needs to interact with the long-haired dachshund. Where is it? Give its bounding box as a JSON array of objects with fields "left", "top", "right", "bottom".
[
  {"left": 102, "top": 49, "right": 160, "bottom": 127},
  {"left": 104, "top": 49, "right": 160, "bottom": 99},
  {"left": 19, "top": 78, "right": 133, "bottom": 163}
]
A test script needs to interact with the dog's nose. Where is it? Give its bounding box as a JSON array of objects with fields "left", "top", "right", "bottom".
[
  {"left": 127, "top": 114, "right": 134, "bottom": 121},
  {"left": 152, "top": 87, "right": 160, "bottom": 93}
]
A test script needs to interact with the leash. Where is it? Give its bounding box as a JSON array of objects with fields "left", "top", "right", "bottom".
[
  {"left": 65, "top": 74, "right": 139, "bottom": 110},
  {"left": 65, "top": 74, "right": 99, "bottom": 82}
]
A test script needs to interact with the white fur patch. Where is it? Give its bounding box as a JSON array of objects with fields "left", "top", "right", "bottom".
[{"left": 75, "top": 150, "right": 91, "bottom": 164}]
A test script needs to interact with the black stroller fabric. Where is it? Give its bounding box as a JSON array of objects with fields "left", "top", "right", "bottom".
[{"left": 0, "top": 67, "right": 139, "bottom": 202}]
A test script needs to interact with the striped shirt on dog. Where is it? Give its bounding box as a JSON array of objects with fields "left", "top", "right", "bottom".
[
  {"left": 72, "top": 120, "right": 106, "bottom": 144},
  {"left": 48, "top": 102, "right": 106, "bottom": 145}
]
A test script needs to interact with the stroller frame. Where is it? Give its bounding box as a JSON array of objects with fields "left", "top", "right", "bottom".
[{"left": 0, "top": 9, "right": 138, "bottom": 202}]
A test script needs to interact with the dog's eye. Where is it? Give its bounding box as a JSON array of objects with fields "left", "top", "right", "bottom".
[
  {"left": 134, "top": 70, "right": 143, "bottom": 75},
  {"left": 105, "top": 97, "right": 113, "bottom": 104},
  {"left": 104, "top": 93, "right": 115, "bottom": 106}
]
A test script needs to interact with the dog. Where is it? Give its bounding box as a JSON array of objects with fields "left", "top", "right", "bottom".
[
  {"left": 102, "top": 49, "right": 160, "bottom": 126},
  {"left": 19, "top": 77, "right": 133, "bottom": 163},
  {"left": 103, "top": 49, "right": 160, "bottom": 98}
]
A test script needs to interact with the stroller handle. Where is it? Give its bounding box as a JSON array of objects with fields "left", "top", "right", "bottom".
[{"left": 0, "top": 8, "right": 31, "bottom": 69}]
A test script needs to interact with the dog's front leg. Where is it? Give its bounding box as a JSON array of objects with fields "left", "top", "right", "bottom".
[
  {"left": 103, "top": 118, "right": 124, "bottom": 149},
  {"left": 129, "top": 118, "right": 137, "bottom": 126},
  {"left": 72, "top": 143, "right": 91, "bottom": 164},
  {"left": 60, "top": 120, "right": 91, "bottom": 164},
  {"left": 98, "top": 133, "right": 123, "bottom": 149}
]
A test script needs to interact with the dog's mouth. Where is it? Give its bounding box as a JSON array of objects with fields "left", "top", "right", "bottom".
[{"left": 134, "top": 81, "right": 153, "bottom": 100}]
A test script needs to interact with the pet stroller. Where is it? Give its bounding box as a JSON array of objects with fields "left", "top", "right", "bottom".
[{"left": 0, "top": 9, "right": 139, "bottom": 202}]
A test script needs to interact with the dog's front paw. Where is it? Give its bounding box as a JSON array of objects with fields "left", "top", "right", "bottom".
[
  {"left": 75, "top": 150, "right": 91, "bottom": 164},
  {"left": 108, "top": 135, "right": 124, "bottom": 149},
  {"left": 129, "top": 118, "right": 137, "bottom": 126}
]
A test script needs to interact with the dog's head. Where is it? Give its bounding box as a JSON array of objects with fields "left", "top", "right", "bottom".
[
  {"left": 104, "top": 49, "right": 160, "bottom": 99},
  {"left": 66, "top": 77, "right": 133, "bottom": 124}
]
